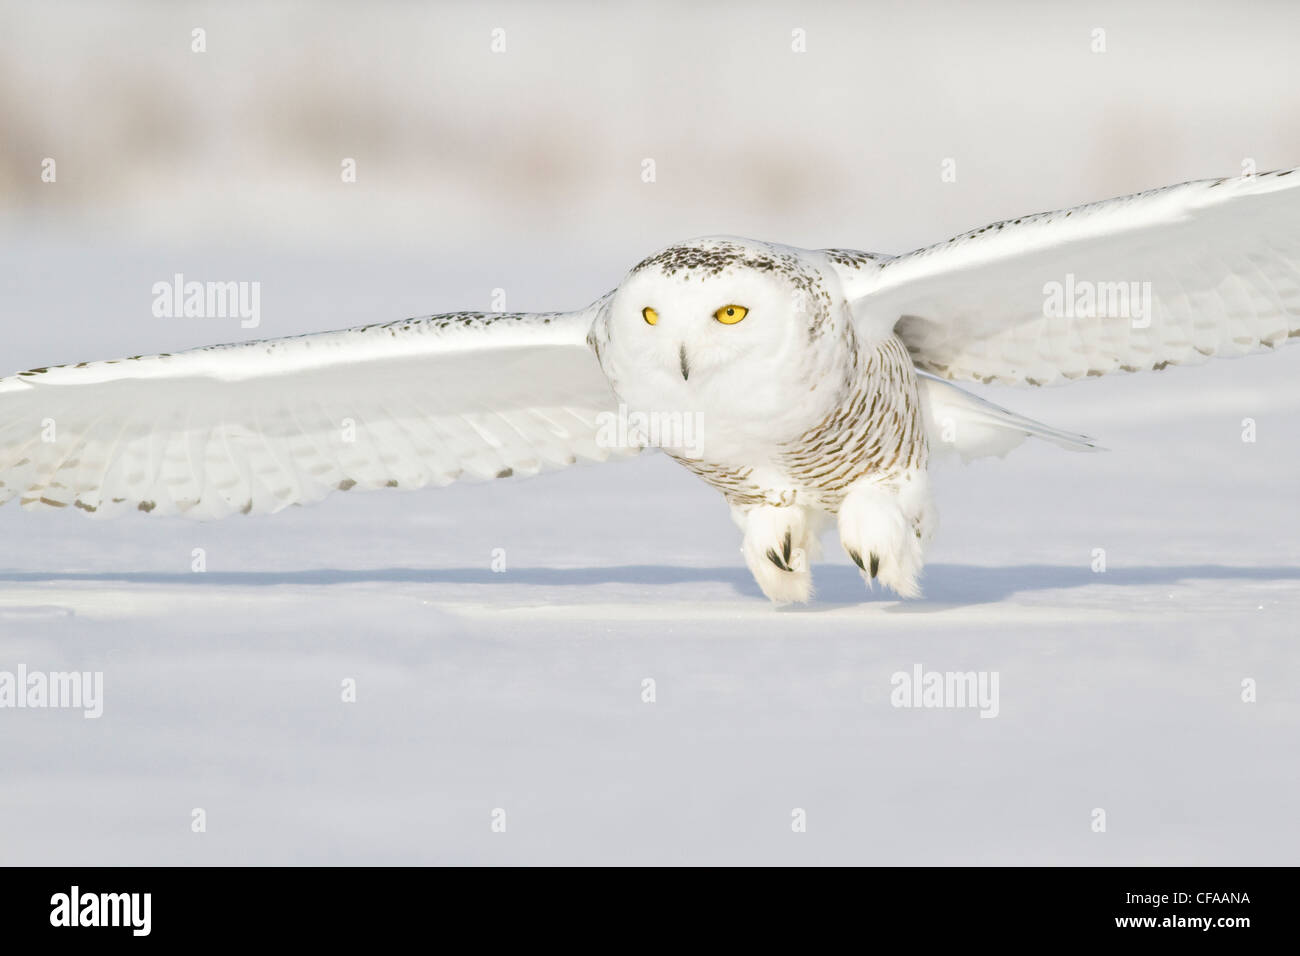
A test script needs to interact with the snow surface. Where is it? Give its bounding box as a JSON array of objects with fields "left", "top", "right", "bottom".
[{"left": 1, "top": 240, "right": 1297, "bottom": 866}]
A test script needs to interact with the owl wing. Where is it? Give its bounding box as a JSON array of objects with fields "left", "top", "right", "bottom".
[
  {"left": 835, "top": 168, "right": 1300, "bottom": 386},
  {"left": 0, "top": 298, "right": 634, "bottom": 519}
]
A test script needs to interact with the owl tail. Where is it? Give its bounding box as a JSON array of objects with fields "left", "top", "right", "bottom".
[{"left": 916, "top": 371, "right": 1100, "bottom": 463}]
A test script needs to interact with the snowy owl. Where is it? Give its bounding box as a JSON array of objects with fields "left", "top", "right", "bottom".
[{"left": 3, "top": 169, "right": 1298, "bottom": 603}]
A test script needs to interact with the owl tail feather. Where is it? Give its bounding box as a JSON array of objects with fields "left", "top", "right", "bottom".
[{"left": 916, "top": 371, "right": 1101, "bottom": 463}]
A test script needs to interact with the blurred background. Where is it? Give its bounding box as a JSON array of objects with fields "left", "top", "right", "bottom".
[{"left": 3, "top": 0, "right": 1299, "bottom": 273}]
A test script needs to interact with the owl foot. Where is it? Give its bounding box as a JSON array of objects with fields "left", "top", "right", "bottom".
[
  {"left": 838, "top": 471, "right": 935, "bottom": 599},
  {"left": 737, "top": 503, "right": 821, "bottom": 605}
]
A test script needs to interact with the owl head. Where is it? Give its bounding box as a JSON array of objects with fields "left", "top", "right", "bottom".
[{"left": 592, "top": 236, "right": 856, "bottom": 444}]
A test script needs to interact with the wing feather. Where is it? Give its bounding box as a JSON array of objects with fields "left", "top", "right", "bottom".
[
  {"left": 838, "top": 168, "right": 1300, "bottom": 386},
  {"left": 0, "top": 298, "right": 631, "bottom": 518}
]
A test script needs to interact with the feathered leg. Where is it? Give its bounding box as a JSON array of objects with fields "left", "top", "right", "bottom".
[
  {"left": 733, "top": 501, "right": 823, "bottom": 605},
  {"left": 837, "top": 470, "right": 935, "bottom": 598}
]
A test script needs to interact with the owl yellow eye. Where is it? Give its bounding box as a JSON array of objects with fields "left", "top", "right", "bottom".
[
  {"left": 715, "top": 304, "right": 748, "bottom": 325},
  {"left": 642, "top": 306, "right": 659, "bottom": 326}
]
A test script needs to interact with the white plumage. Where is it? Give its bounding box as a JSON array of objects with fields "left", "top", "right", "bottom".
[
  {"left": 3, "top": 168, "right": 1297, "bottom": 603},
  {"left": 0, "top": 300, "right": 629, "bottom": 519},
  {"left": 851, "top": 168, "right": 1300, "bottom": 385}
]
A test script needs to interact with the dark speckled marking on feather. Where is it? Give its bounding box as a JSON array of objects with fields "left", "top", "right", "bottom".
[
  {"left": 777, "top": 335, "right": 927, "bottom": 511},
  {"left": 631, "top": 241, "right": 774, "bottom": 278},
  {"left": 625, "top": 239, "right": 837, "bottom": 346},
  {"left": 668, "top": 334, "right": 928, "bottom": 513},
  {"left": 822, "top": 248, "right": 887, "bottom": 270},
  {"left": 6, "top": 306, "right": 585, "bottom": 381},
  {"left": 666, "top": 456, "right": 764, "bottom": 507}
]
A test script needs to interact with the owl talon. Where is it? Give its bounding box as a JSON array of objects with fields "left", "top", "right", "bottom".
[
  {"left": 766, "top": 548, "right": 791, "bottom": 572},
  {"left": 739, "top": 503, "right": 821, "bottom": 603},
  {"left": 838, "top": 472, "right": 934, "bottom": 599}
]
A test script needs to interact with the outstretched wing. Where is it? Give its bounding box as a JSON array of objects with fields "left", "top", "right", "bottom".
[
  {"left": 0, "top": 298, "right": 632, "bottom": 519},
  {"left": 837, "top": 168, "right": 1300, "bottom": 386}
]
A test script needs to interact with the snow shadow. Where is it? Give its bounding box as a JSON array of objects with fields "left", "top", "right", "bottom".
[{"left": 0, "top": 562, "right": 1297, "bottom": 607}]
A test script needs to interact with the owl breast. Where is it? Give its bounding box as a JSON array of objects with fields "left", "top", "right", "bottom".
[{"left": 667, "top": 335, "right": 928, "bottom": 513}]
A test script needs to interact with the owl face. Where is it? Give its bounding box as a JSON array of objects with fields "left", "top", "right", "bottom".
[{"left": 595, "top": 237, "right": 851, "bottom": 448}]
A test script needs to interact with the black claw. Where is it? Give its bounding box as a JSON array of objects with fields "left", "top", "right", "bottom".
[
  {"left": 848, "top": 549, "right": 866, "bottom": 571},
  {"left": 782, "top": 530, "right": 792, "bottom": 563},
  {"left": 869, "top": 553, "right": 880, "bottom": 578},
  {"left": 766, "top": 548, "right": 791, "bottom": 572}
]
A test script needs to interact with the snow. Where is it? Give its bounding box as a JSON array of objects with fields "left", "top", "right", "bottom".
[{"left": 1, "top": 239, "right": 1297, "bottom": 865}]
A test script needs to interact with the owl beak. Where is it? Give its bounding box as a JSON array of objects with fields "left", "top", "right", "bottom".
[{"left": 678, "top": 344, "right": 690, "bottom": 381}]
